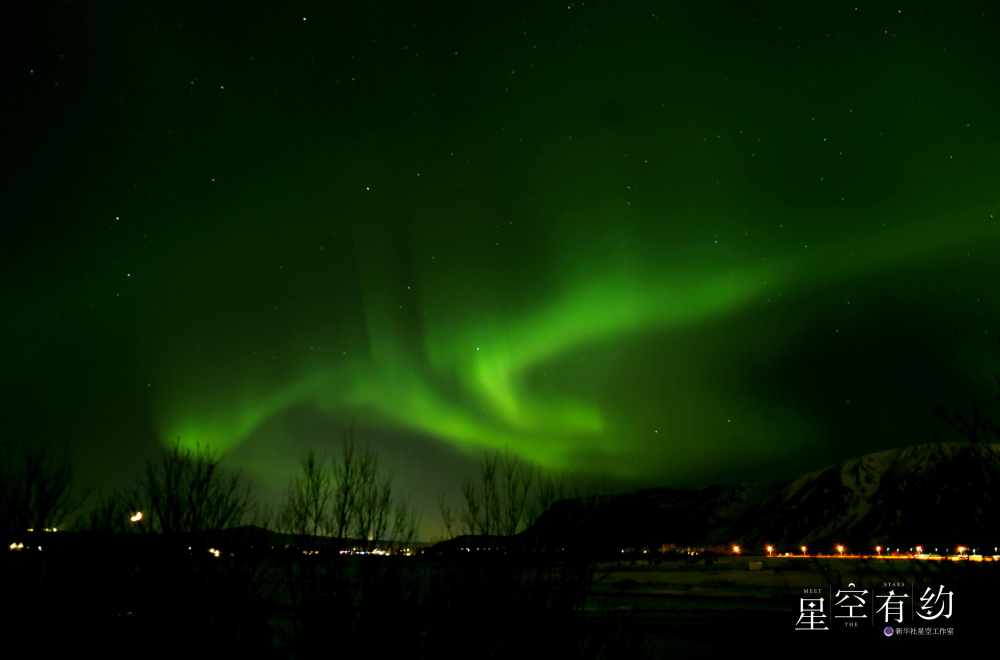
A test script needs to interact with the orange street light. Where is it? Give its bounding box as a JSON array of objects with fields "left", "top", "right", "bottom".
[
  {"left": 765, "top": 545, "right": 774, "bottom": 556},
  {"left": 731, "top": 544, "right": 741, "bottom": 555},
  {"left": 836, "top": 544, "right": 845, "bottom": 555},
  {"left": 800, "top": 545, "right": 808, "bottom": 555},
  {"left": 875, "top": 545, "right": 882, "bottom": 555}
]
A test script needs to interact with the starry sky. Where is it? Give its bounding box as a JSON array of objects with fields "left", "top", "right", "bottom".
[{"left": 4, "top": 2, "right": 1000, "bottom": 536}]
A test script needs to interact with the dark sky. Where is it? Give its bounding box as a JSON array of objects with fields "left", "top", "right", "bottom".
[{"left": 4, "top": 1, "right": 1000, "bottom": 536}]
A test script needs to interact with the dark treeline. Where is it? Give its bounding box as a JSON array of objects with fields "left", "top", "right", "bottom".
[
  {"left": 0, "top": 436, "right": 618, "bottom": 659},
  {"left": 4, "top": 393, "right": 998, "bottom": 658},
  {"left": 2, "top": 430, "right": 583, "bottom": 544},
  {"left": 0, "top": 442, "right": 75, "bottom": 537}
]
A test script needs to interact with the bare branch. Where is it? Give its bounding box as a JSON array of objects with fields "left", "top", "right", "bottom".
[
  {"left": 1, "top": 443, "right": 78, "bottom": 534},
  {"left": 140, "top": 443, "right": 255, "bottom": 533}
]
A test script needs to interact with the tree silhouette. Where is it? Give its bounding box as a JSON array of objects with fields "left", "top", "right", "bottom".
[
  {"left": 139, "top": 443, "right": 255, "bottom": 533},
  {"left": 281, "top": 449, "right": 333, "bottom": 536},
  {"left": 442, "top": 448, "right": 570, "bottom": 537},
  {"left": 352, "top": 447, "right": 392, "bottom": 545},
  {"left": 0, "top": 443, "right": 77, "bottom": 535},
  {"left": 81, "top": 487, "right": 142, "bottom": 533},
  {"left": 330, "top": 433, "right": 364, "bottom": 540},
  {"left": 279, "top": 430, "right": 419, "bottom": 547}
]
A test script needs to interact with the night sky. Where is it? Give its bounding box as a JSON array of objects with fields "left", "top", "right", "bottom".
[{"left": 4, "top": 2, "right": 1000, "bottom": 536}]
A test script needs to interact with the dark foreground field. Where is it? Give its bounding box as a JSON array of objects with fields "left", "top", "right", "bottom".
[
  {"left": 3, "top": 541, "right": 995, "bottom": 659},
  {"left": 586, "top": 556, "right": 996, "bottom": 657}
]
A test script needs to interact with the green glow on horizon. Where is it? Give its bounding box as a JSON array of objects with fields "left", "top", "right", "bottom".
[
  {"left": 155, "top": 206, "right": 999, "bottom": 476},
  {"left": 12, "top": 3, "right": 1000, "bottom": 544}
]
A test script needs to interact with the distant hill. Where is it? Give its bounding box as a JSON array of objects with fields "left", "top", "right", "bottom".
[{"left": 524, "top": 443, "right": 1000, "bottom": 553}]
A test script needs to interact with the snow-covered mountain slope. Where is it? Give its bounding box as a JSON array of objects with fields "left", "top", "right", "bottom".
[{"left": 526, "top": 443, "right": 1000, "bottom": 551}]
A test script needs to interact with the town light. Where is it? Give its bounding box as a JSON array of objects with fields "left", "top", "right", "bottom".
[
  {"left": 129, "top": 511, "right": 143, "bottom": 523},
  {"left": 915, "top": 545, "right": 923, "bottom": 554},
  {"left": 875, "top": 546, "right": 882, "bottom": 555},
  {"left": 836, "top": 545, "right": 845, "bottom": 555},
  {"left": 765, "top": 545, "right": 774, "bottom": 556},
  {"left": 731, "top": 544, "right": 741, "bottom": 554},
  {"left": 800, "top": 545, "right": 808, "bottom": 555},
  {"left": 957, "top": 546, "right": 967, "bottom": 555}
]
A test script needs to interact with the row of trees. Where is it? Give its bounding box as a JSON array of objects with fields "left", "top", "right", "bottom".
[
  {"left": 0, "top": 444, "right": 76, "bottom": 536},
  {"left": 2, "top": 435, "right": 574, "bottom": 544},
  {"left": 86, "top": 435, "right": 421, "bottom": 548},
  {"left": 278, "top": 436, "right": 419, "bottom": 548},
  {"left": 440, "top": 449, "right": 574, "bottom": 537},
  {"left": 84, "top": 443, "right": 257, "bottom": 534},
  {"left": 0, "top": 439, "right": 425, "bottom": 547}
]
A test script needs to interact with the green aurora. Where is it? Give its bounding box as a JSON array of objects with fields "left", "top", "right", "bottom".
[
  {"left": 157, "top": 208, "right": 999, "bottom": 479},
  {"left": 5, "top": 2, "right": 1000, "bottom": 532}
]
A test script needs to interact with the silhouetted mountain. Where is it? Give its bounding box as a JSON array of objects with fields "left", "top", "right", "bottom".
[
  {"left": 524, "top": 443, "right": 1000, "bottom": 553},
  {"left": 744, "top": 442, "right": 1000, "bottom": 548}
]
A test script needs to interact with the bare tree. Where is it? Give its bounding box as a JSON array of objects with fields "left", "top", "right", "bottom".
[
  {"left": 353, "top": 451, "right": 392, "bottom": 545},
  {"left": 250, "top": 500, "right": 278, "bottom": 531},
  {"left": 438, "top": 493, "right": 457, "bottom": 539},
  {"left": 352, "top": 455, "right": 421, "bottom": 548},
  {"left": 526, "top": 471, "right": 573, "bottom": 525},
  {"left": 451, "top": 449, "right": 538, "bottom": 536},
  {"left": 280, "top": 429, "right": 421, "bottom": 548},
  {"left": 1, "top": 443, "right": 77, "bottom": 535},
  {"left": 500, "top": 451, "right": 534, "bottom": 535},
  {"left": 389, "top": 500, "right": 419, "bottom": 551},
  {"left": 330, "top": 433, "right": 363, "bottom": 540},
  {"left": 82, "top": 487, "right": 142, "bottom": 533},
  {"left": 140, "top": 443, "right": 255, "bottom": 533},
  {"left": 441, "top": 449, "right": 576, "bottom": 539},
  {"left": 280, "top": 449, "right": 334, "bottom": 536}
]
